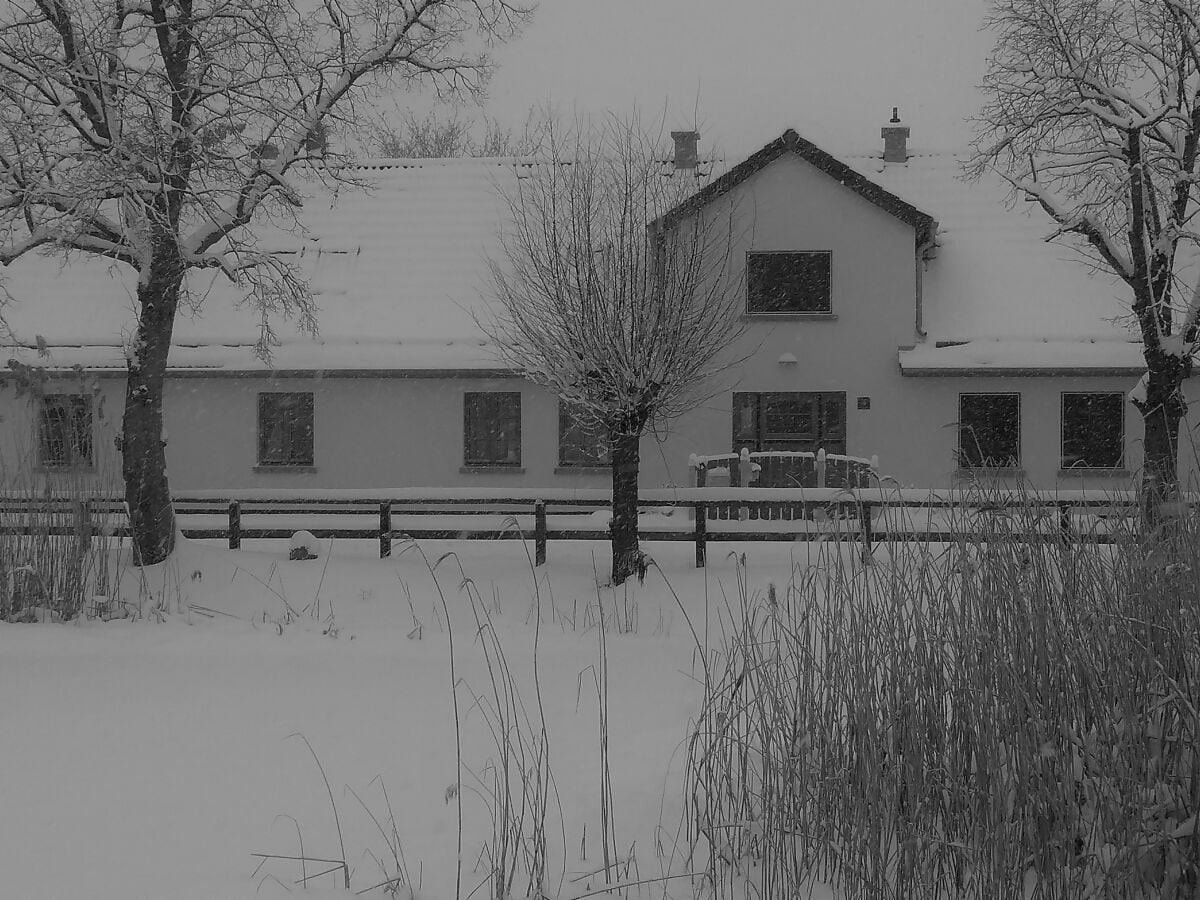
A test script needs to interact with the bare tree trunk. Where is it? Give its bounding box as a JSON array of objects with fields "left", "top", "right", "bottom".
[
  {"left": 610, "top": 429, "right": 642, "bottom": 585},
  {"left": 122, "top": 256, "right": 181, "bottom": 565},
  {"left": 1139, "top": 359, "right": 1187, "bottom": 531}
]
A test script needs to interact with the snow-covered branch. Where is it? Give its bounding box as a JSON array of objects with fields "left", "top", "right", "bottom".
[
  {"left": 974, "top": 0, "right": 1200, "bottom": 499},
  {"left": 481, "top": 114, "right": 747, "bottom": 433}
]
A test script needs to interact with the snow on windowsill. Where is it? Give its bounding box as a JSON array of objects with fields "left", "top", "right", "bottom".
[
  {"left": 459, "top": 466, "right": 526, "bottom": 474},
  {"left": 253, "top": 465, "right": 317, "bottom": 474},
  {"left": 954, "top": 467, "right": 1026, "bottom": 479},
  {"left": 742, "top": 312, "right": 838, "bottom": 322}
]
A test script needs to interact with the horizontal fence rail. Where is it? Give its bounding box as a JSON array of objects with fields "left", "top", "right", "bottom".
[{"left": 1, "top": 488, "right": 1188, "bottom": 567}]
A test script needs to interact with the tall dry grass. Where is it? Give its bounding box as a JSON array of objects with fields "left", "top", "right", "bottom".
[
  {"left": 0, "top": 439, "right": 124, "bottom": 621},
  {"left": 685, "top": 483, "right": 1199, "bottom": 899}
]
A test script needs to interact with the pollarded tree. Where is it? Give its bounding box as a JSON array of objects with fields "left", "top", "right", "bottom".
[
  {"left": 0, "top": 0, "right": 528, "bottom": 564},
  {"left": 971, "top": 0, "right": 1200, "bottom": 520},
  {"left": 483, "top": 117, "right": 746, "bottom": 585}
]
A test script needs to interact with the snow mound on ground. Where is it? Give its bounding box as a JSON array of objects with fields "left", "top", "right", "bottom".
[{"left": 288, "top": 531, "right": 320, "bottom": 560}]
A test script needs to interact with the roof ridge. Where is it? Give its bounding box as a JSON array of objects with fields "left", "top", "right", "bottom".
[
  {"left": 653, "top": 128, "right": 937, "bottom": 244},
  {"left": 297, "top": 154, "right": 728, "bottom": 173}
]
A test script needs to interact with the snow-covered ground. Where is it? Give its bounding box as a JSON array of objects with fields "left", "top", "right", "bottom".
[{"left": 0, "top": 536, "right": 834, "bottom": 900}]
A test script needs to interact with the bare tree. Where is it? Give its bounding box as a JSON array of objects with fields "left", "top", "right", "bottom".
[
  {"left": 0, "top": 0, "right": 528, "bottom": 564},
  {"left": 483, "top": 116, "right": 746, "bottom": 585},
  {"left": 375, "top": 109, "right": 477, "bottom": 157},
  {"left": 970, "top": 0, "right": 1200, "bottom": 521},
  {"left": 373, "top": 107, "right": 547, "bottom": 157}
]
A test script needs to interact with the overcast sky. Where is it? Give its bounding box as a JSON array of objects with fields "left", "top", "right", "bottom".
[{"left": 476, "top": 0, "right": 998, "bottom": 160}]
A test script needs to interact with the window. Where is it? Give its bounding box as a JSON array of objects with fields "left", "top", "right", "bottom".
[
  {"left": 39, "top": 395, "right": 93, "bottom": 468},
  {"left": 558, "top": 402, "right": 610, "bottom": 467},
  {"left": 464, "top": 392, "right": 521, "bottom": 466},
  {"left": 257, "top": 392, "right": 314, "bottom": 467},
  {"left": 747, "top": 251, "right": 832, "bottom": 314},
  {"left": 1061, "top": 392, "right": 1124, "bottom": 469},
  {"left": 733, "top": 392, "right": 846, "bottom": 453},
  {"left": 958, "top": 393, "right": 1020, "bottom": 468}
]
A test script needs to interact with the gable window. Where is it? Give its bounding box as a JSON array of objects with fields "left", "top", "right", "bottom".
[
  {"left": 958, "top": 393, "right": 1020, "bottom": 468},
  {"left": 733, "top": 392, "right": 846, "bottom": 454},
  {"left": 558, "top": 402, "right": 610, "bottom": 467},
  {"left": 1061, "top": 392, "right": 1124, "bottom": 469},
  {"left": 39, "top": 394, "right": 93, "bottom": 468},
  {"left": 746, "top": 251, "right": 832, "bottom": 314},
  {"left": 257, "top": 392, "right": 314, "bottom": 467},
  {"left": 464, "top": 392, "right": 521, "bottom": 466}
]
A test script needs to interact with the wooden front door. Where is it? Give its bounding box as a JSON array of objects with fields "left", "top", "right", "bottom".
[{"left": 732, "top": 391, "right": 847, "bottom": 455}]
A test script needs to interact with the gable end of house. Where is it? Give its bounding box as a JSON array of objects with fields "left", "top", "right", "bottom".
[{"left": 655, "top": 128, "right": 938, "bottom": 247}]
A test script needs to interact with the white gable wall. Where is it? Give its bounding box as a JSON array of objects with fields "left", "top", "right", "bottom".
[{"left": 635, "top": 150, "right": 922, "bottom": 487}]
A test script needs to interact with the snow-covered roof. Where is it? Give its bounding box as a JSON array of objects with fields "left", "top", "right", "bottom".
[
  {"left": 3, "top": 158, "right": 529, "bottom": 371},
  {"left": 660, "top": 128, "right": 1142, "bottom": 374},
  {"left": 0, "top": 134, "right": 1146, "bottom": 375},
  {"left": 897, "top": 337, "right": 1145, "bottom": 374},
  {"left": 3, "top": 339, "right": 511, "bottom": 375},
  {"left": 845, "top": 148, "right": 1139, "bottom": 373},
  {"left": 1, "top": 155, "right": 725, "bottom": 373}
]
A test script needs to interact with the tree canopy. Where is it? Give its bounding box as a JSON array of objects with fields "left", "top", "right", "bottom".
[
  {"left": 0, "top": 0, "right": 528, "bottom": 563},
  {"left": 972, "top": 0, "right": 1200, "bottom": 510}
]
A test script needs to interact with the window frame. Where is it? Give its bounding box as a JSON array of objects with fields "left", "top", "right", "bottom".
[
  {"left": 256, "top": 392, "right": 315, "bottom": 468},
  {"left": 463, "top": 391, "right": 522, "bottom": 467},
  {"left": 957, "top": 392, "right": 1021, "bottom": 470},
  {"left": 557, "top": 401, "right": 610, "bottom": 468},
  {"left": 38, "top": 393, "right": 94, "bottom": 470},
  {"left": 745, "top": 250, "right": 833, "bottom": 315},
  {"left": 1060, "top": 391, "right": 1125, "bottom": 470}
]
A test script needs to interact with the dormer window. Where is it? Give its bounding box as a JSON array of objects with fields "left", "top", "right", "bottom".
[{"left": 747, "top": 251, "right": 832, "bottom": 314}]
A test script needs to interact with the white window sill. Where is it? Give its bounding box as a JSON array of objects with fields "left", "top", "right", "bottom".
[
  {"left": 1058, "top": 468, "right": 1130, "bottom": 478},
  {"left": 743, "top": 312, "right": 837, "bottom": 321},
  {"left": 254, "top": 465, "right": 317, "bottom": 473},
  {"left": 955, "top": 467, "right": 1026, "bottom": 479},
  {"left": 460, "top": 465, "right": 525, "bottom": 474}
]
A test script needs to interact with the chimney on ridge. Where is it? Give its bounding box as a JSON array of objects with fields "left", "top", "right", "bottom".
[
  {"left": 881, "top": 108, "right": 910, "bottom": 163},
  {"left": 671, "top": 130, "right": 699, "bottom": 170}
]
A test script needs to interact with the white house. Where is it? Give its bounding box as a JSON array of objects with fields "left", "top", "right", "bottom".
[{"left": 0, "top": 116, "right": 1189, "bottom": 493}]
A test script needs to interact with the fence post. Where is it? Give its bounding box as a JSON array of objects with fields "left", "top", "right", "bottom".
[
  {"left": 379, "top": 501, "right": 392, "bottom": 558},
  {"left": 75, "top": 499, "right": 92, "bottom": 555},
  {"left": 695, "top": 501, "right": 707, "bottom": 568},
  {"left": 860, "top": 499, "right": 874, "bottom": 566},
  {"left": 816, "top": 448, "right": 827, "bottom": 488},
  {"left": 534, "top": 500, "right": 547, "bottom": 566},
  {"left": 1058, "top": 501, "right": 1072, "bottom": 543},
  {"left": 228, "top": 500, "right": 241, "bottom": 550}
]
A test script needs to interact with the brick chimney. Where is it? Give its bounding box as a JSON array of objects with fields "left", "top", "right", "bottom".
[
  {"left": 671, "top": 130, "right": 699, "bottom": 169},
  {"left": 881, "top": 108, "right": 910, "bottom": 163}
]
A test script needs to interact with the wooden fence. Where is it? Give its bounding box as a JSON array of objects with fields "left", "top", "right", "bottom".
[{"left": 0, "top": 487, "right": 1175, "bottom": 568}]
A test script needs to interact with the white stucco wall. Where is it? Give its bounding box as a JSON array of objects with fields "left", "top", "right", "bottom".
[
  {"left": 160, "top": 375, "right": 614, "bottom": 491},
  {"left": 633, "top": 150, "right": 921, "bottom": 488}
]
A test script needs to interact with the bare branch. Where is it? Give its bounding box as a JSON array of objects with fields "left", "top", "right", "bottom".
[
  {"left": 0, "top": 0, "right": 530, "bottom": 561},
  {"left": 972, "top": 0, "right": 1200, "bottom": 501},
  {"left": 481, "top": 113, "right": 747, "bottom": 437}
]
